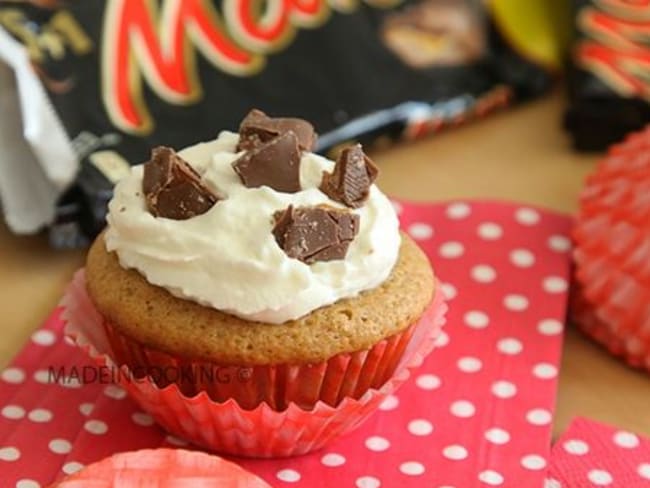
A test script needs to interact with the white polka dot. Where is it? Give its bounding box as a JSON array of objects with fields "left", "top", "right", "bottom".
[
  {"left": 503, "top": 294, "right": 529, "bottom": 311},
  {"left": 131, "top": 412, "right": 155, "bottom": 427},
  {"left": 527, "top": 408, "right": 552, "bottom": 426},
  {"left": 497, "top": 338, "right": 523, "bottom": 355},
  {"left": 2, "top": 405, "right": 25, "bottom": 420},
  {"left": 321, "top": 453, "right": 346, "bottom": 467},
  {"left": 588, "top": 469, "right": 613, "bottom": 485},
  {"left": 545, "top": 478, "right": 562, "bottom": 488},
  {"left": 478, "top": 222, "right": 503, "bottom": 240},
  {"left": 543, "top": 276, "right": 568, "bottom": 293},
  {"left": 450, "top": 400, "right": 476, "bottom": 418},
  {"left": 276, "top": 469, "right": 301, "bottom": 483},
  {"left": 443, "top": 445, "right": 468, "bottom": 460},
  {"left": 132, "top": 412, "right": 154, "bottom": 426},
  {"left": 439, "top": 241, "right": 465, "bottom": 258},
  {"left": 408, "top": 223, "right": 433, "bottom": 240},
  {"left": 48, "top": 439, "right": 71, "bottom": 454},
  {"left": 399, "top": 461, "right": 425, "bottom": 476},
  {"left": 613, "top": 431, "right": 639, "bottom": 448},
  {"left": 510, "top": 249, "right": 535, "bottom": 268},
  {"left": 16, "top": 480, "right": 40, "bottom": 488},
  {"left": 31, "top": 330, "right": 56, "bottom": 346},
  {"left": 441, "top": 283, "right": 457, "bottom": 300},
  {"left": 479, "top": 470, "right": 504, "bottom": 485},
  {"left": 59, "top": 376, "right": 82, "bottom": 389},
  {"left": 464, "top": 311, "right": 489, "bottom": 329},
  {"left": 408, "top": 419, "right": 433, "bottom": 436},
  {"left": 491, "top": 381, "right": 517, "bottom": 398},
  {"left": 33, "top": 369, "right": 50, "bottom": 384},
  {"left": 79, "top": 403, "right": 94, "bottom": 416},
  {"left": 638, "top": 463, "right": 650, "bottom": 480},
  {"left": 446, "top": 202, "right": 471, "bottom": 219},
  {"left": 485, "top": 428, "right": 510, "bottom": 445},
  {"left": 365, "top": 436, "right": 390, "bottom": 452},
  {"left": 548, "top": 235, "right": 571, "bottom": 252},
  {"left": 563, "top": 439, "right": 589, "bottom": 455},
  {"left": 84, "top": 419, "right": 108, "bottom": 435},
  {"left": 390, "top": 200, "right": 403, "bottom": 215},
  {"left": 521, "top": 454, "right": 547, "bottom": 470},
  {"left": 104, "top": 385, "right": 126, "bottom": 400},
  {"left": 1, "top": 368, "right": 25, "bottom": 384},
  {"left": 165, "top": 435, "right": 188, "bottom": 446},
  {"left": 356, "top": 476, "right": 381, "bottom": 488},
  {"left": 434, "top": 330, "right": 450, "bottom": 348},
  {"left": 28, "top": 409, "right": 52, "bottom": 423},
  {"left": 515, "top": 207, "right": 540, "bottom": 225},
  {"left": 472, "top": 265, "right": 497, "bottom": 283},
  {"left": 0, "top": 447, "right": 20, "bottom": 461},
  {"left": 457, "top": 357, "right": 482, "bottom": 373},
  {"left": 533, "top": 363, "right": 558, "bottom": 379},
  {"left": 379, "top": 394, "right": 399, "bottom": 411},
  {"left": 62, "top": 462, "right": 84, "bottom": 475},
  {"left": 538, "top": 319, "right": 563, "bottom": 336},
  {"left": 416, "top": 374, "right": 441, "bottom": 390}
]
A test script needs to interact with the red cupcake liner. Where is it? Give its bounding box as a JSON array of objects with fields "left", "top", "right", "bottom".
[
  {"left": 572, "top": 126, "right": 650, "bottom": 372},
  {"left": 101, "top": 308, "right": 419, "bottom": 411},
  {"left": 571, "top": 281, "right": 650, "bottom": 370},
  {"left": 50, "top": 448, "right": 271, "bottom": 487},
  {"left": 61, "top": 270, "right": 447, "bottom": 457}
]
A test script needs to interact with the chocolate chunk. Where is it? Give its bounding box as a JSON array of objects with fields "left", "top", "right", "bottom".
[
  {"left": 232, "top": 131, "right": 302, "bottom": 193},
  {"left": 142, "top": 146, "right": 218, "bottom": 219},
  {"left": 320, "top": 144, "right": 379, "bottom": 208},
  {"left": 272, "top": 205, "right": 360, "bottom": 264},
  {"left": 237, "top": 109, "right": 317, "bottom": 152}
]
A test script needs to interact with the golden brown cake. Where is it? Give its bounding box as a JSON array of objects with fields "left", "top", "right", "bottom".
[{"left": 86, "top": 230, "right": 434, "bottom": 366}]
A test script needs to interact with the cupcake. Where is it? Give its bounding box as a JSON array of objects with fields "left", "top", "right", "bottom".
[{"left": 67, "top": 109, "right": 444, "bottom": 456}]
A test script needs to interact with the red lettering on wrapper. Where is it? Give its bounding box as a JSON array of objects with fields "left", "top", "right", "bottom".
[
  {"left": 577, "top": 1, "right": 650, "bottom": 100},
  {"left": 102, "top": 0, "right": 403, "bottom": 135},
  {"left": 102, "top": 0, "right": 261, "bottom": 135}
]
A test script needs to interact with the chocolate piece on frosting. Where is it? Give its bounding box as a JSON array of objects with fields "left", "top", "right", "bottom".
[
  {"left": 237, "top": 109, "right": 317, "bottom": 152},
  {"left": 232, "top": 131, "right": 302, "bottom": 193},
  {"left": 143, "top": 146, "right": 218, "bottom": 220},
  {"left": 320, "top": 144, "right": 379, "bottom": 208},
  {"left": 272, "top": 205, "right": 360, "bottom": 264}
]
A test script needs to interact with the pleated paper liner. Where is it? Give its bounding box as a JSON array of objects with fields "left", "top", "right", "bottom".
[
  {"left": 572, "top": 125, "right": 650, "bottom": 372},
  {"left": 61, "top": 270, "right": 447, "bottom": 458},
  {"left": 50, "top": 448, "right": 271, "bottom": 487}
]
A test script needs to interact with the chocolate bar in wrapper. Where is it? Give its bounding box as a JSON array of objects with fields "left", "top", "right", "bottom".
[
  {"left": 0, "top": 0, "right": 554, "bottom": 246},
  {"left": 566, "top": 0, "right": 650, "bottom": 151}
]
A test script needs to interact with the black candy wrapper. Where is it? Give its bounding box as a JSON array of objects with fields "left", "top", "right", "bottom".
[
  {"left": 0, "top": 0, "right": 553, "bottom": 247},
  {"left": 565, "top": 0, "right": 650, "bottom": 152}
]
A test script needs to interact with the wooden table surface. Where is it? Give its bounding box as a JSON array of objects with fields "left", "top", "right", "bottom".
[{"left": 1, "top": 91, "right": 649, "bottom": 440}]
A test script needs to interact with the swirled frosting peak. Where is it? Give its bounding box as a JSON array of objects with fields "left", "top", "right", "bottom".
[{"left": 105, "top": 114, "right": 400, "bottom": 324}]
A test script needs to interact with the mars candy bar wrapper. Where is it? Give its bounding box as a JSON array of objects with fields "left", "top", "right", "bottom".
[
  {"left": 565, "top": 0, "right": 650, "bottom": 152},
  {"left": 0, "top": 0, "right": 558, "bottom": 247}
]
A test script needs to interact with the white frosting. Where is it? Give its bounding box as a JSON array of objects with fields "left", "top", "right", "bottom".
[{"left": 105, "top": 131, "right": 401, "bottom": 324}]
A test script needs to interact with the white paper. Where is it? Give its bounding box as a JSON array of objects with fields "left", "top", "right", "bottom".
[{"left": 0, "top": 26, "right": 78, "bottom": 234}]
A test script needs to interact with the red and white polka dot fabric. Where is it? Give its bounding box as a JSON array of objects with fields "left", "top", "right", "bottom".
[
  {"left": 1, "top": 200, "right": 573, "bottom": 487},
  {"left": 548, "top": 417, "right": 650, "bottom": 487}
]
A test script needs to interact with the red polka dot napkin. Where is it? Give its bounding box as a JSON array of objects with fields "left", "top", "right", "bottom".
[
  {"left": 0, "top": 200, "right": 572, "bottom": 487},
  {"left": 548, "top": 417, "right": 650, "bottom": 487}
]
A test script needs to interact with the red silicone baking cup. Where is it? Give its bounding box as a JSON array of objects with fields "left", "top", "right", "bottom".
[
  {"left": 572, "top": 126, "right": 650, "bottom": 372},
  {"left": 61, "top": 270, "right": 447, "bottom": 457}
]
